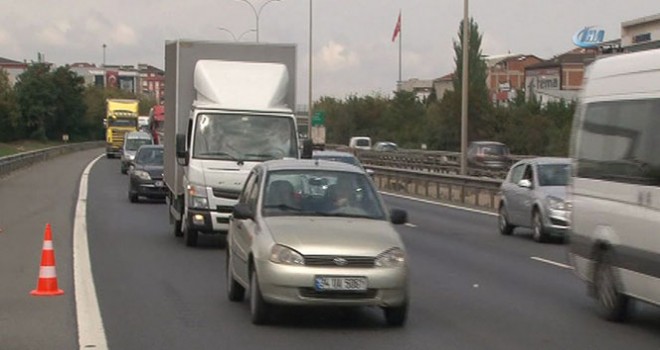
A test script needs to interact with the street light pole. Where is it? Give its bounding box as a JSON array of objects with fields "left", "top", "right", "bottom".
[
  {"left": 460, "top": 0, "right": 469, "bottom": 175},
  {"left": 237, "top": 0, "right": 281, "bottom": 43},
  {"left": 308, "top": 0, "right": 313, "bottom": 126},
  {"left": 217, "top": 27, "right": 257, "bottom": 42}
]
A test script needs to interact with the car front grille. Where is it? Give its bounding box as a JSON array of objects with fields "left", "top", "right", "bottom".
[
  {"left": 303, "top": 255, "right": 375, "bottom": 268},
  {"left": 212, "top": 188, "right": 241, "bottom": 200}
]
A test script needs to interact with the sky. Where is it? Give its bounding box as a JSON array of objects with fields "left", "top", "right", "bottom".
[{"left": 1, "top": 0, "right": 659, "bottom": 104}]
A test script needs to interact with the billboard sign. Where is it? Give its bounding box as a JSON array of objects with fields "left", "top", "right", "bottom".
[{"left": 573, "top": 26, "right": 605, "bottom": 48}]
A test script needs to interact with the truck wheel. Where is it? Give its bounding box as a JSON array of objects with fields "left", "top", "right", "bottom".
[
  {"left": 183, "top": 223, "right": 198, "bottom": 247},
  {"left": 172, "top": 219, "right": 183, "bottom": 237},
  {"left": 594, "top": 251, "right": 630, "bottom": 322},
  {"left": 106, "top": 153, "right": 113, "bottom": 159}
]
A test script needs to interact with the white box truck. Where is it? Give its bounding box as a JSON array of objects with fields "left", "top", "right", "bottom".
[{"left": 164, "top": 40, "right": 309, "bottom": 247}]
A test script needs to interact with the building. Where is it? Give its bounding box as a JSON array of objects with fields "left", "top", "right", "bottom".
[
  {"left": 486, "top": 54, "right": 543, "bottom": 105},
  {"left": 399, "top": 78, "right": 434, "bottom": 100},
  {"left": 524, "top": 48, "right": 597, "bottom": 105},
  {"left": 0, "top": 57, "right": 28, "bottom": 86},
  {"left": 137, "top": 64, "right": 165, "bottom": 102},
  {"left": 432, "top": 73, "right": 454, "bottom": 100},
  {"left": 621, "top": 13, "right": 660, "bottom": 52}
]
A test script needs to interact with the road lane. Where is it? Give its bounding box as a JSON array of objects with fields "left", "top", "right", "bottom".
[
  {"left": 86, "top": 160, "right": 660, "bottom": 349},
  {"left": 0, "top": 148, "right": 103, "bottom": 350}
]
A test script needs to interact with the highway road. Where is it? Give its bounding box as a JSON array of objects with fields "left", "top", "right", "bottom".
[{"left": 2, "top": 152, "right": 660, "bottom": 349}]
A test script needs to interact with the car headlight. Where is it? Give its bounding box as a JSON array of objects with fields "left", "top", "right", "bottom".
[
  {"left": 187, "top": 184, "right": 209, "bottom": 209},
  {"left": 127, "top": 154, "right": 135, "bottom": 161},
  {"left": 133, "top": 170, "right": 151, "bottom": 180},
  {"left": 547, "top": 196, "right": 566, "bottom": 210},
  {"left": 375, "top": 247, "right": 406, "bottom": 268},
  {"left": 270, "top": 245, "right": 305, "bottom": 265}
]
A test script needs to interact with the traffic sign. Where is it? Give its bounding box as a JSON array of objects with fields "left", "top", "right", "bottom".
[{"left": 311, "top": 111, "right": 325, "bottom": 126}]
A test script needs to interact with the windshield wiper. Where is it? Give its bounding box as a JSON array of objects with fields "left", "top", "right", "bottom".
[
  {"left": 198, "top": 151, "right": 243, "bottom": 163},
  {"left": 263, "top": 204, "right": 303, "bottom": 212}
]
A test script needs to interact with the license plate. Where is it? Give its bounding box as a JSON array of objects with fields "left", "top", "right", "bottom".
[
  {"left": 154, "top": 181, "right": 164, "bottom": 187},
  {"left": 314, "top": 276, "right": 367, "bottom": 291}
]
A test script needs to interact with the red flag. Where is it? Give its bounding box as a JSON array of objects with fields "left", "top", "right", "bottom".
[
  {"left": 106, "top": 70, "right": 118, "bottom": 88},
  {"left": 392, "top": 12, "right": 401, "bottom": 42}
]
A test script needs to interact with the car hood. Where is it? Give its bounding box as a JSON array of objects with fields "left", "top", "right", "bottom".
[
  {"left": 263, "top": 216, "right": 403, "bottom": 257},
  {"left": 136, "top": 164, "right": 164, "bottom": 179},
  {"left": 537, "top": 186, "right": 567, "bottom": 200}
]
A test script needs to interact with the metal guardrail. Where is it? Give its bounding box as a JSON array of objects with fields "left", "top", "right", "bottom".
[
  {"left": 367, "top": 165, "right": 504, "bottom": 212},
  {"left": 0, "top": 141, "right": 104, "bottom": 178}
]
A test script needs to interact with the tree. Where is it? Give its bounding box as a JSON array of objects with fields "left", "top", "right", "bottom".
[
  {"left": 0, "top": 69, "right": 20, "bottom": 141},
  {"left": 448, "top": 18, "right": 493, "bottom": 143},
  {"left": 14, "top": 63, "right": 57, "bottom": 140},
  {"left": 49, "top": 66, "right": 87, "bottom": 141}
]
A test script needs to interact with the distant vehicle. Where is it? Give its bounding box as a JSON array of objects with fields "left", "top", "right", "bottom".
[
  {"left": 498, "top": 157, "right": 570, "bottom": 242},
  {"left": 373, "top": 141, "right": 398, "bottom": 152},
  {"left": 105, "top": 99, "right": 139, "bottom": 158},
  {"left": 226, "top": 159, "right": 409, "bottom": 326},
  {"left": 312, "top": 150, "right": 373, "bottom": 176},
  {"left": 128, "top": 145, "right": 166, "bottom": 203},
  {"left": 138, "top": 116, "right": 150, "bottom": 129},
  {"left": 120, "top": 131, "right": 154, "bottom": 174},
  {"left": 467, "top": 141, "right": 511, "bottom": 170},
  {"left": 164, "top": 40, "right": 303, "bottom": 247},
  {"left": 568, "top": 48, "right": 660, "bottom": 322},
  {"left": 349, "top": 136, "right": 372, "bottom": 150}
]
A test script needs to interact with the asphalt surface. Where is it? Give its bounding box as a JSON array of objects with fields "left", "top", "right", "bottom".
[
  {"left": 2, "top": 153, "right": 660, "bottom": 349},
  {"left": 0, "top": 148, "right": 103, "bottom": 350}
]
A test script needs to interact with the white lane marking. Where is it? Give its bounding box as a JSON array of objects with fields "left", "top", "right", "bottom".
[
  {"left": 404, "top": 223, "right": 417, "bottom": 228},
  {"left": 74, "top": 154, "right": 108, "bottom": 350},
  {"left": 530, "top": 257, "right": 573, "bottom": 270},
  {"left": 381, "top": 192, "right": 498, "bottom": 217}
]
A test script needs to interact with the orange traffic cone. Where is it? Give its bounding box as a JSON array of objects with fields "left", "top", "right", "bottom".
[{"left": 30, "top": 223, "right": 64, "bottom": 296}]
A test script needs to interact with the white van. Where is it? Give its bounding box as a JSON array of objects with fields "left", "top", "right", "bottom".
[
  {"left": 568, "top": 48, "right": 660, "bottom": 322},
  {"left": 349, "top": 136, "right": 372, "bottom": 150}
]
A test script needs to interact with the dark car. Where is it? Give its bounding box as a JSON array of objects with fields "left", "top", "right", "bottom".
[
  {"left": 128, "top": 145, "right": 166, "bottom": 203},
  {"left": 467, "top": 141, "right": 511, "bottom": 171}
]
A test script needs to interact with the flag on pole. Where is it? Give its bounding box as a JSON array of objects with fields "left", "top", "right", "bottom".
[{"left": 392, "top": 12, "right": 401, "bottom": 42}]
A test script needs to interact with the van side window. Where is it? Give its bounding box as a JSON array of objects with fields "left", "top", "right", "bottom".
[{"left": 576, "top": 98, "right": 660, "bottom": 185}]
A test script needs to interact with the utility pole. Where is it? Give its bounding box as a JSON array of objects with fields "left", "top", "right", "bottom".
[
  {"left": 308, "top": 0, "right": 313, "bottom": 127},
  {"left": 460, "top": 0, "right": 469, "bottom": 176},
  {"left": 102, "top": 43, "right": 107, "bottom": 67}
]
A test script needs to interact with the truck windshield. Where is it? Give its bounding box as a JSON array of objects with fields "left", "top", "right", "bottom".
[
  {"left": 193, "top": 114, "right": 298, "bottom": 161},
  {"left": 109, "top": 118, "right": 137, "bottom": 128}
]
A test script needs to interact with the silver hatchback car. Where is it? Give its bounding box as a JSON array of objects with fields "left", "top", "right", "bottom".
[
  {"left": 226, "top": 159, "right": 409, "bottom": 326},
  {"left": 498, "top": 157, "right": 571, "bottom": 242}
]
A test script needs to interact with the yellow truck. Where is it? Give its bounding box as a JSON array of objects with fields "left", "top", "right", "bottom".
[{"left": 105, "top": 99, "right": 139, "bottom": 158}]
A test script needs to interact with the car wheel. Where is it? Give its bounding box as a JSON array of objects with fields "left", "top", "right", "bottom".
[
  {"left": 183, "top": 222, "right": 198, "bottom": 247},
  {"left": 226, "top": 252, "right": 245, "bottom": 302},
  {"left": 498, "top": 205, "right": 514, "bottom": 235},
  {"left": 594, "top": 251, "right": 630, "bottom": 322},
  {"left": 532, "top": 210, "right": 548, "bottom": 243},
  {"left": 383, "top": 301, "right": 408, "bottom": 327},
  {"left": 250, "top": 268, "right": 270, "bottom": 325},
  {"left": 129, "top": 191, "right": 138, "bottom": 203}
]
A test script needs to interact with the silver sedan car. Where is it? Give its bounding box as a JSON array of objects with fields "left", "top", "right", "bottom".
[
  {"left": 498, "top": 157, "right": 571, "bottom": 242},
  {"left": 226, "top": 159, "right": 409, "bottom": 326}
]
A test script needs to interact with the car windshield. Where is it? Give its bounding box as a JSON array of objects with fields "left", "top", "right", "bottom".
[
  {"left": 262, "top": 170, "right": 385, "bottom": 220},
  {"left": 135, "top": 148, "right": 163, "bottom": 166},
  {"left": 313, "top": 154, "right": 361, "bottom": 168},
  {"left": 479, "top": 145, "right": 508, "bottom": 156},
  {"left": 538, "top": 163, "right": 570, "bottom": 186},
  {"left": 126, "top": 138, "right": 152, "bottom": 151},
  {"left": 356, "top": 139, "right": 370, "bottom": 147},
  {"left": 108, "top": 118, "right": 137, "bottom": 128},
  {"left": 193, "top": 113, "right": 298, "bottom": 162}
]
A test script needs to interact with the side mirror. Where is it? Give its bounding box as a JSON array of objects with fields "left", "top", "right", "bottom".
[
  {"left": 518, "top": 179, "right": 532, "bottom": 189},
  {"left": 175, "top": 133, "right": 189, "bottom": 165},
  {"left": 366, "top": 168, "right": 375, "bottom": 178},
  {"left": 301, "top": 139, "right": 313, "bottom": 159},
  {"left": 232, "top": 203, "right": 254, "bottom": 220},
  {"left": 390, "top": 209, "right": 408, "bottom": 225}
]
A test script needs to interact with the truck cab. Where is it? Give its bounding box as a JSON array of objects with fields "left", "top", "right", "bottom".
[{"left": 105, "top": 99, "right": 140, "bottom": 158}]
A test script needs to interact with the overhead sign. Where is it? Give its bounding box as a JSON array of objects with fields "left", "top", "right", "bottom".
[{"left": 573, "top": 26, "right": 605, "bottom": 48}]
